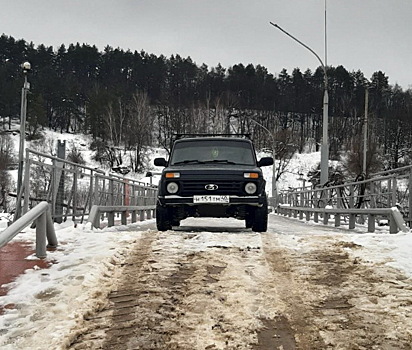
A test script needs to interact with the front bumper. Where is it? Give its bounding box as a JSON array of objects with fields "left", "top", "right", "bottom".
[{"left": 158, "top": 195, "right": 263, "bottom": 206}]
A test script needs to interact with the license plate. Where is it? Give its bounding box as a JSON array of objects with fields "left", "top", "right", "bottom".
[{"left": 193, "top": 195, "right": 229, "bottom": 204}]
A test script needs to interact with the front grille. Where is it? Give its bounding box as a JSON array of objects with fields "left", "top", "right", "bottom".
[{"left": 180, "top": 180, "right": 244, "bottom": 196}]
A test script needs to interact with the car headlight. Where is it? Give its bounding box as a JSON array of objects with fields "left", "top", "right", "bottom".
[
  {"left": 166, "top": 172, "right": 180, "bottom": 178},
  {"left": 244, "top": 172, "right": 259, "bottom": 179},
  {"left": 166, "top": 182, "right": 179, "bottom": 194},
  {"left": 245, "top": 182, "right": 257, "bottom": 194}
]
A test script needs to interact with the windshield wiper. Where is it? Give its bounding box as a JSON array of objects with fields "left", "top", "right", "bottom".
[
  {"left": 202, "top": 160, "right": 237, "bottom": 165},
  {"left": 173, "top": 159, "right": 205, "bottom": 165}
]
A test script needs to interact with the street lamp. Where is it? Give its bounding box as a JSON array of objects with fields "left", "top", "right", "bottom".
[
  {"left": 362, "top": 87, "right": 369, "bottom": 176},
  {"left": 269, "top": 22, "right": 329, "bottom": 185},
  {"left": 16, "top": 61, "right": 31, "bottom": 219},
  {"left": 248, "top": 118, "right": 277, "bottom": 204}
]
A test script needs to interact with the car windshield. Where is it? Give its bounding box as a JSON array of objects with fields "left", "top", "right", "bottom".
[{"left": 170, "top": 140, "right": 256, "bottom": 166}]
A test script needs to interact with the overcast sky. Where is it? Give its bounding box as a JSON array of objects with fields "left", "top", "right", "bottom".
[{"left": 1, "top": 0, "right": 411, "bottom": 89}]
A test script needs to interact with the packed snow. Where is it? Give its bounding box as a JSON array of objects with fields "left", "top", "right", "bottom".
[{"left": 1, "top": 215, "right": 412, "bottom": 349}]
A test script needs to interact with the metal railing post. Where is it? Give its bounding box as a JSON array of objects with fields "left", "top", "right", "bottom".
[
  {"left": 140, "top": 197, "right": 145, "bottom": 221},
  {"left": 23, "top": 149, "right": 31, "bottom": 215},
  {"left": 89, "top": 171, "right": 94, "bottom": 212},
  {"left": 349, "top": 184, "right": 355, "bottom": 229},
  {"left": 72, "top": 166, "right": 78, "bottom": 222},
  {"left": 387, "top": 178, "right": 392, "bottom": 207},
  {"left": 368, "top": 213, "right": 375, "bottom": 232},
  {"left": 94, "top": 175, "right": 100, "bottom": 205},
  {"left": 313, "top": 189, "right": 319, "bottom": 222},
  {"left": 392, "top": 176, "right": 397, "bottom": 207},
  {"left": 389, "top": 213, "right": 398, "bottom": 234},
  {"left": 36, "top": 212, "right": 47, "bottom": 258},
  {"left": 131, "top": 183, "right": 137, "bottom": 223},
  {"left": 46, "top": 208, "right": 58, "bottom": 247},
  {"left": 409, "top": 169, "right": 412, "bottom": 227},
  {"left": 108, "top": 178, "right": 114, "bottom": 226}
]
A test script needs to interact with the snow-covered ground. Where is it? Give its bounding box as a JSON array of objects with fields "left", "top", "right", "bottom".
[{"left": 0, "top": 215, "right": 412, "bottom": 349}]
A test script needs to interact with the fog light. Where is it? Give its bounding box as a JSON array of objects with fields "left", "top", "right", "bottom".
[
  {"left": 167, "top": 182, "right": 179, "bottom": 194},
  {"left": 245, "top": 182, "right": 257, "bottom": 194}
]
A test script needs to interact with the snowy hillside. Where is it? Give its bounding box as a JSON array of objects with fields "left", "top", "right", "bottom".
[{"left": 5, "top": 127, "right": 322, "bottom": 195}]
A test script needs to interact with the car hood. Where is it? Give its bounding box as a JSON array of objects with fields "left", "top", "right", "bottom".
[{"left": 163, "top": 164, "right": 263, "bottom": 174}]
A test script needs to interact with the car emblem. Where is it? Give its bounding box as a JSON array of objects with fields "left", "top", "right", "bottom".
[{"left": 205, "top": 184, "right": 218, "bottom": 191}]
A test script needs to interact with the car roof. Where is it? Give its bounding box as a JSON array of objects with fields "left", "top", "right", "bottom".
[{"left": 174, "top": 137, "right": 252, "bottom": 143}]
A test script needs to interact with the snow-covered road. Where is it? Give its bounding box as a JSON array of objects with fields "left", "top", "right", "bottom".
[{"left": 1, "top": 215, "right": 412, "bottom": 349}]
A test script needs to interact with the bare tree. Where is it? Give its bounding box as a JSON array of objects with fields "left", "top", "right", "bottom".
[
  {"left": 126, "top": 91, "right": 154, "bottom": 172},
  {"left": 344, "top": 135, "right": 381, "bottom": 178},
  {"left": 272, "top": 129, "right": 299, "bottom": 182},
  {"left": 105, "top": 97, "right": 128, "bottom": 147},
  {"left": 0, "top": 133, "right": 14, "bottom": 211}
]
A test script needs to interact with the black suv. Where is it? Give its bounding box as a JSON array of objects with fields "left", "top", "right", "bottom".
[{"left": 154, "top": 134, "right": 273, "bottom": 232}]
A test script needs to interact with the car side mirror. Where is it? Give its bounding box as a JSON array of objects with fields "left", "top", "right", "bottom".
[
  {"left": 257, "top": 157, "right": 274, "bottom": 167},
  {"left": 154, "top": 157, "right": 168, "bottom": 167}
]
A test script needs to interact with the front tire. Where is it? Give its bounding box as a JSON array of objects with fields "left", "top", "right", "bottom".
[
  {"left": 245, "top": 212, "right": 253, "bottom": 228},
  {"left": 156, "top": 203, "right": 172, "bottom": 231},
  {"left": 252, "top": 196, "right": 268, "bottom": 232}
]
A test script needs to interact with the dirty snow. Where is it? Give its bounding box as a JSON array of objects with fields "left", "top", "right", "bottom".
[{"left": 0, "top": 214, "right": 411, "bottom": 349}]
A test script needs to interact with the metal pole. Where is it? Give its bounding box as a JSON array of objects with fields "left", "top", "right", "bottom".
[
  {"left": 320, "top": 89, "right": 329, "bottom": 185},
  {"left": 321, "top": 0, "right": 329, "bottom": 185},
  {"left": 363, "top": 88, "right": 369, "bottom": 175},
  {"left": 325, "top": 0, "right": 328, "bottom": 67},
  {"left": 17, "top": 74, "right": 28, "bottom": 201},
  {"left": 15, "top": 63, "right": 31, "bottom": 220},
  {"left": 23, "top": 148, "right": 31, "bottom": 215},
  {"left": 269, "top": 22, "right": 329, "bottom": 185}
]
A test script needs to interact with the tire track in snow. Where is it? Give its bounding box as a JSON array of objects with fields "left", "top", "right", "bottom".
[
  {"left": 266, "top": 215, "right": 412, "bottom": 349},
  {"left": 68, "top": 222, "right": 296, "bottom": 349},
  {"left": 68, "top": 215, "right": 412, "bottom": 349}
]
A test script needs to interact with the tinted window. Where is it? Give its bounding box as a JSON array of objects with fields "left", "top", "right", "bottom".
[{"left": 170, "top": 140, "right": 256, "bottom": 166}]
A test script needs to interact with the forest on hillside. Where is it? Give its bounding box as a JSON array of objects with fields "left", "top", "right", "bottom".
[{"left": 1, "top": 33, "right": 412, "bottom": 183}]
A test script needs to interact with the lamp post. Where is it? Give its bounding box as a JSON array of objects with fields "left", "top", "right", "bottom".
[
  {"left": 269, "top": 22, "right": 329, "bottom": 185},
  {"left": 16, "top": 61, "right": 31, "bottom": 218},
  {"left": 248, "top": 118, "right": 277, "bottom": 204},
  {"left": 362, "top": 87, "right": 369, "bottom": 176}
]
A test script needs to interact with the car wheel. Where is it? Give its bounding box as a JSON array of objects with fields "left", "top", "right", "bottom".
[
  {"left": 245, "top": 213, "right": 253, "bottom": 228},
  {"left": 252, "top": 197, "right": 268, "bottom": 232},
  {"left": 156, "top": 203, "right": 172, "bottom": 231}
]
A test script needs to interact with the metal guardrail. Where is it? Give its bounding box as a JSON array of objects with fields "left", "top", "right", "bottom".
[
  {"left": 87, "top": 205, "right": 156, "bottom": 229},
  {"left": 278, "top": 205, "right": 408, "bottom": 234},
  {"left": 1, "top": 148, "right": 158, "bottom": 258},
  {"left": 0, "top": 202, "right": 58, "bottom": 258},
  {"left": 14, "top": 148, "right": 158, "bottom": 224},
  {"left": 277, "top": 168, "right": 412, "bottom": 233}
]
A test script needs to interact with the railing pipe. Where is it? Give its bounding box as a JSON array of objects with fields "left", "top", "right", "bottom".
[
  {"left": 0, "top": 202, "right": 57, "bottom": 258},
  {"left": 27, "top": 148, "right": 105, "bottom": 174}
]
